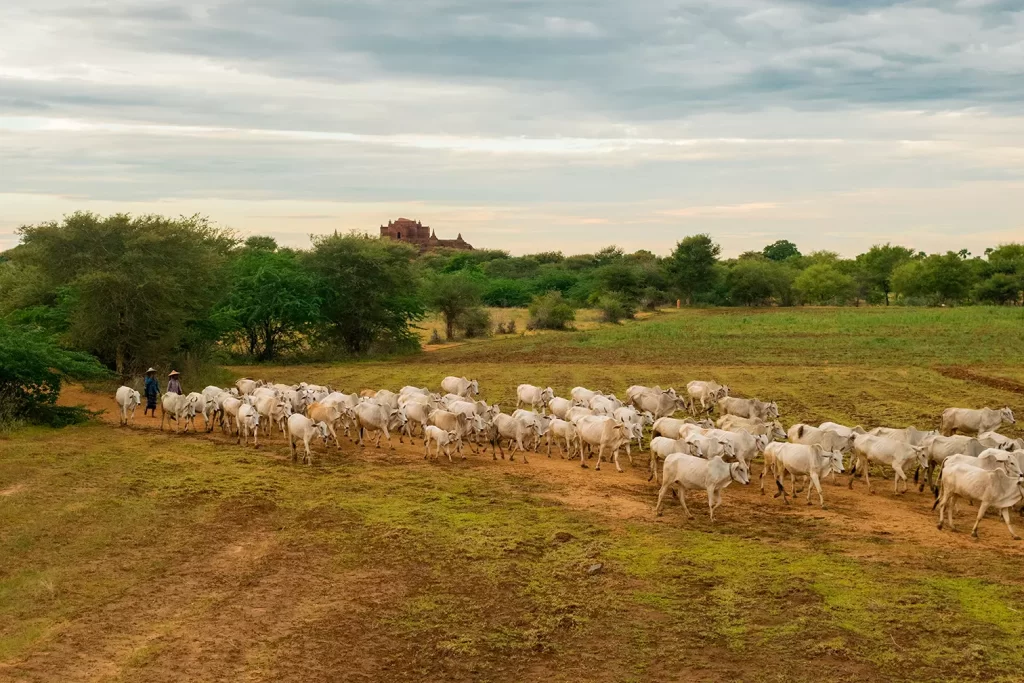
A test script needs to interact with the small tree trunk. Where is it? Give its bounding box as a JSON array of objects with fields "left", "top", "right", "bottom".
[{"left": 115, "top": 341, "right": 126, "bottom": 380}]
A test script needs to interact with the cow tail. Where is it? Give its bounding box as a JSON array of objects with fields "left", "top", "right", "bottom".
[{"left": 797, "top": 424, "right": 804, "bottom": 439}]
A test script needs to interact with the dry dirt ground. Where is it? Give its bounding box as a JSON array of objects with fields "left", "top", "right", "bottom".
[{"left": 1, "top": 382, "right": 1022, "bottom": 683}]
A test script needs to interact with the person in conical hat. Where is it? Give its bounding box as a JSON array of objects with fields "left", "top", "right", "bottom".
[
  {"left": 143, "top": 368, "right": 160, "bottom": 416},
  {"left": 167, "top": 370, "right": 183, "bottom": 395}
]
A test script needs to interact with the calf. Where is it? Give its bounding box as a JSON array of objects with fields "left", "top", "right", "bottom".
[
  {"left": 655, "top": 453, "right": 749, "bottom": 522},
  {"left": 423, "top": 425, "right": 463, "bottom": 462}
]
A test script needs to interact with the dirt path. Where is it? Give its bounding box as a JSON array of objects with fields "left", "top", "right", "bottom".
[{"left": 64, "top": 386, "right": 1024, "bottom": 567}]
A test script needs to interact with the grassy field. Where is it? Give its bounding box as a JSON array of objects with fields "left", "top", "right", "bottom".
[{"left": 2, "top": 306, "right": 1024, "bottom": 682}]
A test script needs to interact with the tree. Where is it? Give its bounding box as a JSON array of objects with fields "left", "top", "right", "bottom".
[
  {"left": 666, "top": 234, "right": 721, "bottom": 304},
  {"left": 725, "top": 259, "right": 793, "bottom": 306},
  {"left": 973, "top": 273, "right": 1022, "bottom": 305},
  {"left": 13, "top": 212, "right": 236, "bottom": 377},
  {"left": 857, "top": 244, "right": 915, "bottom": 305},
  {"left": 793, "top": 264, "right": 857, "bottom": 305},
  {"left": 762, "top": 240, "right": 801, "bottom": 262},
  {"left": 221, "top": 248, "right": 321, "bottom": 360},
  {"left": 528, "top": 292, "right": 576, "bottom": 330},
  {"left": 891, "top": 252, "right": 975, "bottom": 304},
  {"left": 424, "top": 272, "right": 484, "bottom": 341},
  {"left": 306, "top": 233, "right": 424, "bottom": 354},
  {"left": 0, "top": 321, "right": 108, "bottom": 426}
]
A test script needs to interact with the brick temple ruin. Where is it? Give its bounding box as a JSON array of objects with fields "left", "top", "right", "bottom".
[{"left": 379, "top": 218, "right": 473, "bottom": 252}]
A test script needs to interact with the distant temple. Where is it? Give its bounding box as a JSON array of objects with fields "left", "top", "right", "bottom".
[{"left": 379, "top": 218, "right": 473, "bottom": 252}]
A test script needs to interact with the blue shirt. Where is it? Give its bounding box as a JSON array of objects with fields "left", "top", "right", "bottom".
[{"left": 144, "top": 376, "right": 160, "bottom": 397}]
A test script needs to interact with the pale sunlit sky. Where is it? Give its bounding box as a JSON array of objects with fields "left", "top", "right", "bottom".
[{"left": 2, "top": 1, "right": 1023, "bottom": 256}]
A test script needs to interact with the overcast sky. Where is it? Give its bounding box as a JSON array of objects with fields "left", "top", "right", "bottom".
[{"left": 2, "top": 1, "right": 1022, "bottom": 256}]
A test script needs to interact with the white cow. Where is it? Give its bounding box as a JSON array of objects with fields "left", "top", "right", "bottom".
[
  {"left": 306, "top": 402, "right": 349, "bottom": 449},
  {"left": 517, "top": 385, "right": 554, "bottom": 413},
  {"left": 236, "top": 403, "right": 260, "bottom": 447},
  {"left": 183, "top": 392, "right": 212, "bottom": 432},
  {"left": 287, "top": 413, "right": 330, "bottom": 465},
  {"left": 613, "top": 406, "right": 652, "bottom": 453},
  {"left": 686, "top": 381, "right": 729, "bottom": 415},
  {"left": 869, "top": 426, "right": 934, "bottom": 446},
  {"left": 941, "top": 407, "right": 1016, "bottom": 437},
  {"left": 546, "top": 418, "right": 580, "bottom": 458},
  {"left": 705, "top": 428, "right": 768, "bottom": 467},
  {"left": 978, "top": 431, "right": 1024, "bottom": 453},
  {"left": 655, "top": 453, "right": 750, "bottom": 522},
  {"left": 353, "top": 402, "right": 404, "bottom": 448},
  {"left": 570, "top": 387, "right": 601, "bottom": 405},
  {"left": 115, "top": 386, "right": 141, "bottom": 426},
  {"left": 491, "top": 414, "right": 535, "bottom": 462},
  {"left": 442, "top": 376, "right": 480, "bottom": 399},
  {"left": 565, "top": 406, "right": 596, "bottom": 424},
  {"left": 648, "top": 436, "right": 703, "bottom": 483},
  {"left": 548, "top": 397, "right": 575, "bottom": 420},
  {"left": 423, "top": 425, "right": 463, "bottom": 462},
  {"left": 590, "top": 394, "right": 625, "bottom": 416},
  {"left": 511, "top": 409, "right": 552, "bottom": 452},
  {"left": 763, "top": 442, "right": 843, "bottom": 508},
  {"left": 935, "top": 455, "right": 1024, "bottom": 539},
  {"left": 849, "top": 434, "right": 927, "bottom": 494},
  {"left": 819, "top": 422, "right": 867, "bottom": 439},
  {"left": 400, "top": 400, "right": 436, "bottom": 443},
  {"left": 652, "top": 417, "right": 711, "bottom": 439},
  {"left": 630, "top": 387, "right": 686, "bottom": 420},
  {"left": 788, "top": 424, "right": 855, "bottom": 453},
  {"left": 717, "top": 397, "right": 778, "bottom": 421},
  {"left": 575, "top": 416, "right": 632, "bottom": 472},
  {"left": 254, "top": 395, "right": 292, "bottom": 437},
  {"left": 917, "top": 434, "right": 987, "bottom": 492},
  {"left": 235, "top": 378, "right": 264, "bottom": 396},
  {"left": 718, "top": 415, "right": 787, "bottom": 441},
  {"left": 160, "top": 393, "right": 197, "bottom": 434}
]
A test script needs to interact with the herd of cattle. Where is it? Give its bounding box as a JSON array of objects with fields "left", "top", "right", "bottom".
[{"left": 113, "top": 378, "right": 1022, "bottom": 539}]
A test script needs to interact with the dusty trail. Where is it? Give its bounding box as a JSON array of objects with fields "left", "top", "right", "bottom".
[{"left": 66, "top": 386, "right": 1024, "bottom": 566}]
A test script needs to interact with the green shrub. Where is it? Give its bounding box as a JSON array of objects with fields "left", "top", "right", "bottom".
[
  {"left": 527, "top": 292, "right": 576, "bottom": 330},
  {"left": 596, "top": 294, "right": 636, "bottom": 323},
  {"left": 460, "top": 307, "right": 492, "bottom": 338}
]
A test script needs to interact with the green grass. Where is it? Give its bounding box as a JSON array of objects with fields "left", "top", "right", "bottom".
[{"left": 3, "top": 305, "right": 1024, "bottom": 681}]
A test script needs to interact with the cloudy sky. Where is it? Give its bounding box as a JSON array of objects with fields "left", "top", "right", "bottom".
[{"left": 2, "top": 1, "right": 1023, "bottom": 256}]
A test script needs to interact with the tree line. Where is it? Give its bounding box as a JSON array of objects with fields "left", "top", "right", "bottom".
[{"left": 1, "top": 212, "right": 1022, "bottom": 392}]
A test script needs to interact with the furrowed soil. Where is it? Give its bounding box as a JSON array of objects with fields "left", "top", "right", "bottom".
[{"left": 3, "top": 307, "right": 1024, "bottom": 682}]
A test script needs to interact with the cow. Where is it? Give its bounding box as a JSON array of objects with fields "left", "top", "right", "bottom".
[
  {"left": 941, "top": 407, "right": 1016, "bottom": 437},
  {"left": 254, "top": 395, "right": 292, "bottom": 437},
  {"left": 565, "top": 406, "right": 596, "bottom": 424},
  {"left": 235, "top": 378, "right": 264, "bottom": 396},
  {"left": 548, "top": 397, "right": 575, "bottom": 420},
  {"left": 868, "top": 426, "right": 934, "bottom": 446},
  {"left": 705, "top": 428, "right": 768, "bottom": 467},
  {"left": 978, "top": 431, "right": 1024, "bottom": 453},
  {"left": 353, "top": 402, "right": 404, "bottom": 449},
  {"left": 718, "top": 415, "right": 787, "bottom": 440},
  {"left": 630, "top": 387, "right": 686, "bottom": 420},
  {"left": 286, "top": 414, "right": 330, "bottom": 465},
  {"left": 648, "top": 436, "right": 703, "bottom": 483},
  {"left": 114, "top": 386, "right": 141, "bottom": 426},
  {"left": 423, "top": 425, "right": 463, "bottom": 462},
  {"left": 849, "top": 434, "right": 928, "bottom": 494},
  {"left": 575, "top": 416, "right": 632, "bottom": 472},
  {"left": 652, "top": 417, "right": 711, "bottom": 439},
  {"left": 546, "top": 418, "right": 579, "bottom": 459},
  {"left": 570, "top": 387, "right": 602, "bottom": 405},
  {"left": 184, "top": 392, "right": 212, "bottom": 432},
  {"left": 306, "top": 401, "right": 348, "bottom": 449},
  {"left": 517, "top": 385, "right": 554, "bottom": 413},
  {"left": 613, "top": 406, "right": 652, "bottom": 453},
  {"left": 763, "top": 442, "right": 843, "bottom": 508},
  {"left": 442, "top": 376, "right": 480, "bottom": 399},
  {"left": 511, "top": 409, "right": 552, "bottom": 452},
  {"left": 819, "top": 422, "right": 867, "bottom": 439},
  {"left": 686, "top": 381, "right": 729, "bottom": 415},
  {"left": 236, "top": 403, "right": 261, "bottom": 447},
  {"left": 400, "top": 400, "right": 436, "bottom": 443},
  {"left": 160, "top": 393, "right": 197, "bottom": 434},
  {"left": 492, "top": 414, "right": 536, "bottom": 462},
  {"left": 373, "top": 390, "right": 400, "bottom": 411},
  {"left": 917, "top": 434, "right": 987, "bottom": 492},
  {"left": 654, "top": 454, "right": 750, "bottom": 522},
  {"left": 717, "top": 397, "right": 778, "bottom": 421},
  {"left": 935, "top": 455, "right": 1024, "bottom": 539}
]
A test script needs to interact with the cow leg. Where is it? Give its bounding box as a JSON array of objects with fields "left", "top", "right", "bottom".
[
  {"left": 707, "top": 486, "right": 719, "bottom": 522},
  {"left": 613, "top": 446, "right": 624, "bottom": 473},
  {"left": 304, "top": 437, "right": 313, "bottom": 465},
  {"left": 445, "top": 443, "right": 453, "bottom": 463},
  {"left": 810, "top": 473, "right": 824, "bottom": 508},
  {"left": 1000, "top": 508, "right": 1021, "bottom": 540},
  {"left": 654, "top": 479, "right": 672, "bottom": 516},
  {"left": 521, "top": 436, "right": 529, "bottom": 464},
  {"left": 774, "top": 472, "right": 789, "bottom": 504},
  {"left": 579, "top": 441, "right": 589, "bottom": 469},
  {"left": 863, "top": 460, "right": 873, "bottom": 494},
  {"left": 893, "top": 464, "right": 907, "bottom": 494},
  {"left": 595, "top": 445, "right": 604, "bottom": 471},
  {"left": 677, "top": 486, "right": 694, "bottom": 519},
  {"left": 790, "top": 472, "right": 797, "bottom": 500},
  {"left": 971, "top": 502, "right": 991, "bottom": 538}
]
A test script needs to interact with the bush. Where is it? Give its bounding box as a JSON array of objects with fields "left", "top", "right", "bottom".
[
  {"left": 527, "top": 292, "right": 576, "bottom": 330},
  {"left": 0, "top": 321, "right": 109, "bottom": 428},
  {"left": 460, "top": 306, "right": 492, "bottom": 338},
  {"left": 596, "top": 294, "right": 636, "bottom": 323}
]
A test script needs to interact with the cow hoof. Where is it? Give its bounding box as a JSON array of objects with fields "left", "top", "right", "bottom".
[
  {"left": 687, "top": 515, "right": 695, "bottom": 520},
  {"left": 971, "top": 532, "right": 979, "bottom": 539},
  {"left": 937, "top": 523, "right": 943, "bottom": 530},
  {"left": 580, "top": 464, "right": 588, "bottom": 469},
  {"left": 1013, "top": 535, "right": 1021, "bottom": 542}
]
